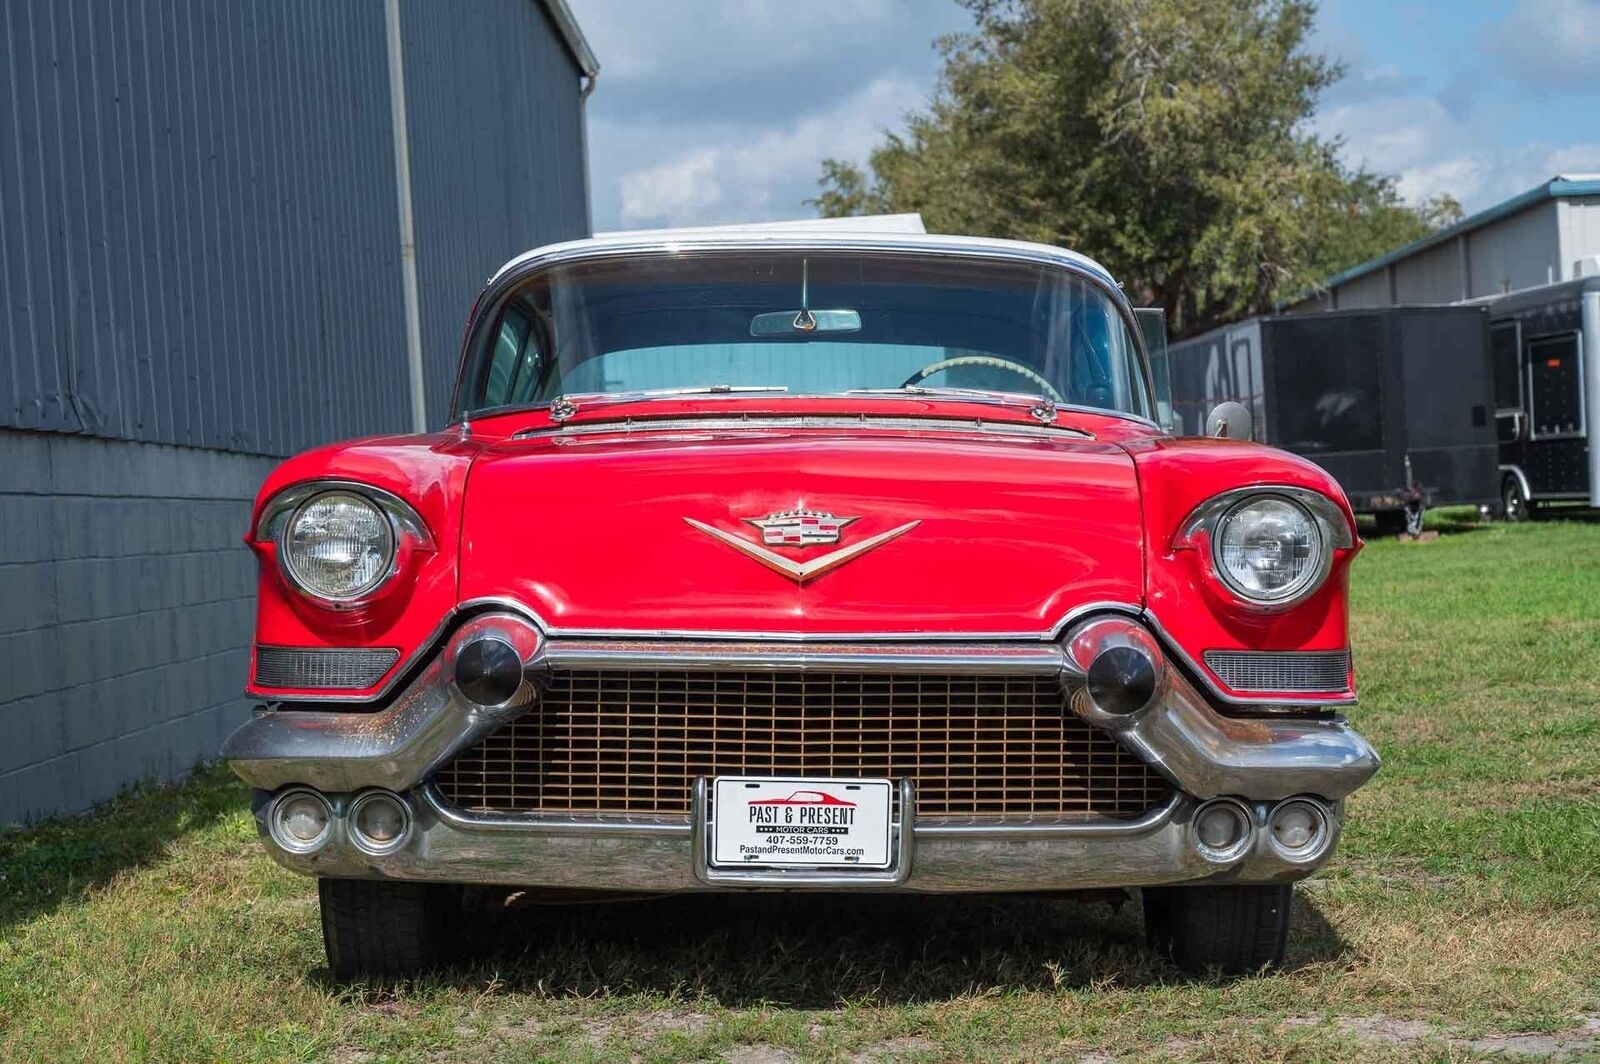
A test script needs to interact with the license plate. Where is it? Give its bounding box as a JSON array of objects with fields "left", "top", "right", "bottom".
[{"left": 710, "top": 777, "right": 894, "bottom": 869}]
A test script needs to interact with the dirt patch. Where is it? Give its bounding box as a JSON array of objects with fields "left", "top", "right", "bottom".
[
  {"left": 1286, "top": 1013, "right": 1600, "bottom": 1056},
  {"left": 848, "top": 1034, "right": 938, "bottom": 1061},
  {"left": 722, "top": 1047, "right": 797, "bottom": 1064}
]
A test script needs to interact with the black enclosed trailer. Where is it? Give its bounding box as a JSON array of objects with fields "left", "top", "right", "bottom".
[
  {"left": 1167, "top": 306, "right": 1499, "bottom": 534},
  {"left": 1475, "top": 276, "right": 1600, "bottom": 519}
]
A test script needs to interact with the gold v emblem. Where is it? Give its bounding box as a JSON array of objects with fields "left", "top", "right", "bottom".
[{"left": 684, "top": 518, "right": 920, "bottom": 584}]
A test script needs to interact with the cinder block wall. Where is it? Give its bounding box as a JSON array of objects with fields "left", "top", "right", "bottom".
[{"left": 0, "top": 429, "right": 276, "bottom": 824}]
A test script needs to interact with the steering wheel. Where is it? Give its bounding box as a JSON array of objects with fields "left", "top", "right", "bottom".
[{"left": 901, "top": 355, "right": 1064, "bottom": 403}]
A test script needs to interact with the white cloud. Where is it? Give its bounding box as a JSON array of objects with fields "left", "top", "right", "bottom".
[
  {"left": 1316, "top": 82, "right": 1600, "bottom": 211},
  {"left": 615, "top": 75, "right": 924, "bottom": 228}
]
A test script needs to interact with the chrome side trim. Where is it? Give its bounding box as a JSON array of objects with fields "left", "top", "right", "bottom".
[
  {"left": 1143, "top": 608, "right": 1358, "bottom": 708},
  {"left": 540, "top": 640, "right": 1069, "bottom": 674}
]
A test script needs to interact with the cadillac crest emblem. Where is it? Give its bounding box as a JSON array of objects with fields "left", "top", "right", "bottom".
[
  {"left": 683, "top": 507, "right": 919, "bottom": 584},
  {"left": 746, "top": 508, "right": 857, "bottom": 547}
]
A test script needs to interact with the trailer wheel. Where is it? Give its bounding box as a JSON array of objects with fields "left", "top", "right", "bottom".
[
  {"left": 1403, "top": 502, "right": 1425, "bottom": 537},
  {"left": 1501, "top": 475, "right": 1531, "bottom": 522}
]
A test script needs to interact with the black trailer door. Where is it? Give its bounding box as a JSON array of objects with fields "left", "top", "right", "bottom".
[{"left": 1522, "top": 333, "right": 1589, "bottom": 495}]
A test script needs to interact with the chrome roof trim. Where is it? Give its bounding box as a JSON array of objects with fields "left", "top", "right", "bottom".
[{"left": 486, "top": 230, "right": 1117, "bottom": 288}]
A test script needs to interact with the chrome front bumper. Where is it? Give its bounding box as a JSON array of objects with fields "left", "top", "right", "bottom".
[
  {"left": 223, "top": 612, "right": 1380, "bottom": 892},
  {"left": 247, "top": 782, "right": 1345, "bottom": 891}
]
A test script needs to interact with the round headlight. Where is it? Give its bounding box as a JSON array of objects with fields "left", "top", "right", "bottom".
[
  {"left": 281, "top": 491, "right": 395, "bottom": 601},
  {"left": 1213, "top": 495, "right": 1325, "bottom": 604}
]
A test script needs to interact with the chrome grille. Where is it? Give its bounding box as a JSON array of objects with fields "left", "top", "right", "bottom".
[
  {"left": 435, "top": 669, "right": 1170, "bottom": 818},
  {"left": 1203, "top": 650, "right": 1351, "bottom": 693},
  {"left": 254, "top": 646, "right": 399, "bottom": 689}
]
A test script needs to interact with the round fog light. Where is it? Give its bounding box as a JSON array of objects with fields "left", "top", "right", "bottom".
[
  {"left": 270, "top": 789, "right": 332, "bottom": 854},
  {"left": 1192, "top": 798, "right": 1253, "bottom": 863},
  {"left": 1268, "top": 798, "right": 1330, "bottom": 861},
  {"left": 348, "top": 791, "right": 411, "bottom": 855}
]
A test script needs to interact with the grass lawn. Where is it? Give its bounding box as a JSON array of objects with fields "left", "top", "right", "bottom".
[{"left": 2, "top": 515, "right": 1598, "bottom": 1062}]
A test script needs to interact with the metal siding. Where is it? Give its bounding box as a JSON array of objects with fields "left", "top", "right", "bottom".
[
  {"left": 1393, "top": 239, "right": 1464, "bottom": 304},
  {"left": 0, "top": 0, "right": 421, "bottom": 456},
  {"left": 1463, "top": 202, "right": 1563, "bottom": 296},
  {"left": 1331, "top": 269, "right": 1392, "bottom": 310},
  {"left": 401, "top": 0, "right": 589, "bottom": 424}
]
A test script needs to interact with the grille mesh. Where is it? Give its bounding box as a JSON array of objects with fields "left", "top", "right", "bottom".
[
  {"left": 435, "top": 669, "right": 1170, "bottom": 819},
  {"left": 1203, "top": 650, "right": 1351, "bottom": 693},
  {"left": 254, "top": 646, "right": 399, "bottom": 689}
]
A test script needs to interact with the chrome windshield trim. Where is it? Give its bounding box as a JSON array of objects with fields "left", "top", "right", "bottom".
[
  {"left": 539, "top": 639, "right": 1069, "bottom": 674},
  {"left": 510, "top": 413, "right": 1095, "bottom": 442}
]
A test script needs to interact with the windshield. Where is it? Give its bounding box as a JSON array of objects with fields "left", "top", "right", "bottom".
[{"left": 462, "top": 251, "right": 1151, "bottom": 418}]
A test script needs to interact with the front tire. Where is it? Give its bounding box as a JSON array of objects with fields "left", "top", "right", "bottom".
[
  {"left": 1142, "top": 884, "right": 1293, "bottom": 975},
  {"left": 319, "top": 878, "right": 461, "bottom": 980}
]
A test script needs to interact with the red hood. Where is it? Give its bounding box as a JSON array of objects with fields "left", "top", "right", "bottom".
[{"left": 458, "top": 424, "right": 1144, "bottom": 637}]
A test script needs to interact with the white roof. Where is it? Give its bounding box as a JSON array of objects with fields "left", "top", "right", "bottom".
[
  {"left": 598, "top": 213, "right": 928, "bottom": 241},
  {"left": 488, "top": 218, "right": 1116, "bottom": 288}
]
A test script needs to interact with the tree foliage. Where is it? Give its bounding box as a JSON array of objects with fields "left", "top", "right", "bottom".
[{"left": 813, "top": 0, "right": 1458, "bottom": 335}]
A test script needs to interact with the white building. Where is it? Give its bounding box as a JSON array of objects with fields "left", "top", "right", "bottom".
[{"left": 1293, "top": 175, "right": 1600, "bottom": 311}]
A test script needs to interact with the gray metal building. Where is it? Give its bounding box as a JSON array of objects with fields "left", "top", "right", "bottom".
[
  {"left": 1292, "top": 175, "right": 1600, "bottom": 312},
  {"left": 0, "top": 0, "right": 596, "bottom": 824}
]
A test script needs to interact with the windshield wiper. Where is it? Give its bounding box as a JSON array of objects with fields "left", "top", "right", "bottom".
[
  {"left": 845, "top": 385, "right": 1047, "bottom": 404},
  {"left": 556, "top": 385, "right": 789, "bottom": 403}
]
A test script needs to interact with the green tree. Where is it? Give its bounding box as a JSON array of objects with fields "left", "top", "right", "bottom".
[{"left": 813, "top": 0, "right": 1455, "bottom": 335}]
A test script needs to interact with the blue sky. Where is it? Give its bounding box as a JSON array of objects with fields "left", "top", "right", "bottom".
[{"left": 567, "top": 0, "right": 1600, "bottom": 232}]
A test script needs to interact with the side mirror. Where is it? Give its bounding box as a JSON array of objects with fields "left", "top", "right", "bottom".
[{"left": 1206, "top": 401, "right": 1254, "bottom": 441}]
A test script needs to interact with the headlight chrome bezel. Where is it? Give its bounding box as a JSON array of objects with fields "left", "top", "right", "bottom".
[
  {"left": 1175, "top": 486, "right": 1354, "bottom": 612},
  {"left": 256, "top": 481, "right": 433, "bottom": 609}
]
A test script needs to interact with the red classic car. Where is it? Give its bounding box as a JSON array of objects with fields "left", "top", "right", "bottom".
[{"left": 223, "top": 229, "right": 1379, "bottom": 979}]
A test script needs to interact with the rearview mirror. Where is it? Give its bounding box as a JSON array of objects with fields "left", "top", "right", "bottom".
[{"left": 750, "top": 309, "right": 861, "bottom": 336}]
